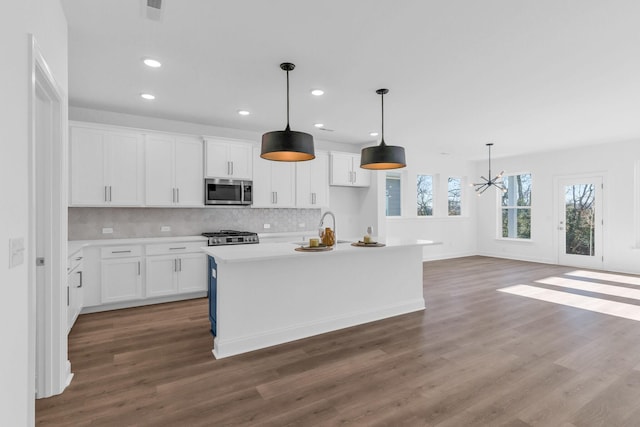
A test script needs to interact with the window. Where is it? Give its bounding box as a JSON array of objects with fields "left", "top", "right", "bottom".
[
  {"left": 501, "top": 173, "right": 532, "bottom": 239},
  {"left": 448, "top": 177, "right": 461, "bottom": 216},
  {"left": 417, "top": 175, "right": 433, "bottom": 216},
  {"left": 386, "top": 173, "right": 401, "bottom": 216}
]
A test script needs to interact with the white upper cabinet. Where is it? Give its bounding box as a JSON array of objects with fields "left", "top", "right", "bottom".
[
  {"left": 252, "top": 147, "right": 295, "bottom": 208},
  {"left": 70, "top": 124, "right": 144, "bottom": 206},
  {"left": 145, "top": 133, "right": 203, "bottom": 207},
  {"left": 329, "top": 151, "right": 370, "bottom": 187},
  {"left": 296, "top": 151, "right": 330, "bottom": 208},
  {"left": 204, "top": 138, "right": 253, "bottom": 180}
]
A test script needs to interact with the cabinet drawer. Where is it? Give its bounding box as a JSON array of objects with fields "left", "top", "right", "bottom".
[
  {"left": 101, "top": 245, "right": 143, "bottom": 259},
  {"left": 145, "top": 241, "right": 207, "bottom": 256}
]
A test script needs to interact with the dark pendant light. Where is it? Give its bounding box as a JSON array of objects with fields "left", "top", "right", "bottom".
[
  {"left": 473, "top": 143, "right": 507, "bottom": 195},
  {"left": 360, "top": 88, "right": 406, "bottom": 170},
  {"left": 261, "top": 62, "right": 315, "bottom": 162}
]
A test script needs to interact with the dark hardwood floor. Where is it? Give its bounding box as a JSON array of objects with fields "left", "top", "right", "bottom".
[{"left": 36, "top": 256, "right": 640, "bottom": 426}]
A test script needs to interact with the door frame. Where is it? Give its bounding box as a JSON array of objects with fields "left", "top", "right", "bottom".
[
  {"left": 28, "top": 35, "right": 70, "bottom": 409},
  {"left": 554, "top": 173, "right": 606, "bottom": 269}
]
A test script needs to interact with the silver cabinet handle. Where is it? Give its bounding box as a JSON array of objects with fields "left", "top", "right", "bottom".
[
  {"left": 77, "top": 271, "right": 83, "bottom": 288},
  {"left": 109, "top": 186, "right": 112, "bottom": 202},
  {"left": 169, "top": 247, "right": 186, "bottom": 250},
  {"left": 74, "top": 256, "right": 83, "bottom": 261},
  {"left": 179, "top": 258, "right": 182, "bottom": 272},
  {"left": 137, "top": 261, "right": 141, "bottom": 275},
  {"left": 112, "top": 250, "right": 131, "bottom": 254},
  {"left": 174, "top": 259, "right": 177, "bottom": 272},
  {"left": 67, "top": 286, "right": 69, "bottom": 306}
]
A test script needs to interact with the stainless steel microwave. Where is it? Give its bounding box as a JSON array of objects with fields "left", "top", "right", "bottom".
[{"left": 204, "top": 179, "right": 252, "bottom": 205}]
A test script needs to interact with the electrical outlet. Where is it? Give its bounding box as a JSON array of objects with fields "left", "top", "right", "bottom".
[
  {"left": 263, "top": 223, "right": 271, "bottom": 229},
  {"left": 102, "top": 227, "right": 113, "bottom": 234},
  {"left": 298, "top": 223, "right": 305, "bottom": 228},
  {"left": 161, "top": 226, "right": 171, "bottom": 232}
]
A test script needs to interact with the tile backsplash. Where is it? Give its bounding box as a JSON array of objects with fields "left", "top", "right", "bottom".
[{"left": 68, "top": 207, "right": 322, "bottom": 240}]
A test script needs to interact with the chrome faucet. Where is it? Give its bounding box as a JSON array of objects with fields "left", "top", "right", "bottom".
[{"left": 318, "top": 211, "right": 336, "bottom": 247}]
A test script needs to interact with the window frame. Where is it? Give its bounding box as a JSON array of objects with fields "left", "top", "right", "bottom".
[
  {"left": 416, "top": 173, "right": 435, "bottom": 217},
  {"left": 447, "top": 176, "right": 463, "bottom": 217},
  {"left": 498, "top": 172, "right": 532, "bottom": 241},
  {"left": 385, "top": 171, "right": 403, "bottom": 217}
]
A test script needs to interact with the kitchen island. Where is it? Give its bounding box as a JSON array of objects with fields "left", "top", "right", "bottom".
[{"left": 202, "top": 239, "right": 439, "bottom": 358}]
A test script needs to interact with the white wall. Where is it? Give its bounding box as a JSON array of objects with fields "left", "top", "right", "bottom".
[
  {"left": 476, "top": 140, "right": 640, "bottom": 274},
  {"left": 383, "top": 145, "right": 479, "bottom": 260},
  {"left": 0, "top": 1, "right": 68, "bottom": 424}
]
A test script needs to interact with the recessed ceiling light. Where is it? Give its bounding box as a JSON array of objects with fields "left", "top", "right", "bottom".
[
  {"left": 238, "top": 110, "right": 250, "bottom": 116},
  {"left": 143, "top": 58, "right": 162, "bottom": 68},
  {"left": 140, "top": 93, "right": 155, "bottom": 100},
  {"left": 314, "top": 123, "right": 324, "bottom": 128},
  {"left": 311, "top": 89, "right": 324, "bottom": 96},
  {"left": 369, "top": 132, "right": 379, "bottom": 137}
]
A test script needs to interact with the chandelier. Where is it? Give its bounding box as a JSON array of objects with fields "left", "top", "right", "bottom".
[{"left": 473, "top": 143, "right": 506, "bottom": 195}]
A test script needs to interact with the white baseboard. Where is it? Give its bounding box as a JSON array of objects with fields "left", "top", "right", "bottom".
[
  {"left": 81, "top": 291, "right": 207, "bottom": 314},
  {"left": 422, "top": 250, "right": 476, "bottom": 262},
  {"left": 213, "top": 298, "right": 425, "bottom": 359}
]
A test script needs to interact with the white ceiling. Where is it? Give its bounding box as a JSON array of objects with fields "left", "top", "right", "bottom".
[{"left": 61, "top": 0, "right": 640, "bottom": 160}]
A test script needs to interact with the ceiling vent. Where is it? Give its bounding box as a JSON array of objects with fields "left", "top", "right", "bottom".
[{"left": 144, "top": 0, "right": 163, "bottom": 21}]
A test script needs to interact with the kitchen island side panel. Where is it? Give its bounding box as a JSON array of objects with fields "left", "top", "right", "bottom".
[{"left": 212, "top": 245, "right": 425, "bottom": 358}]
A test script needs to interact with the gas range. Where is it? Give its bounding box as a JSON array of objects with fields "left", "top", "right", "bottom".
[{"left": 202, "top": 230, "right": 259, "bottom": 246}]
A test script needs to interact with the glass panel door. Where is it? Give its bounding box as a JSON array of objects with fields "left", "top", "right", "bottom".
[{"left": 558, "top": 176, "right": 603, "bottom": 268}]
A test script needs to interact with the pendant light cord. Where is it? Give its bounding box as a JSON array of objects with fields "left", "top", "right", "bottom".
[
  {"left": 285, "top": 68, "right": 290, "bottom": 131},
  {"left": 380, "top": 91, "right": 385, "bottom": 145},
  {"left": 488, "top": 144, "right": 492, "bottom": 177}
]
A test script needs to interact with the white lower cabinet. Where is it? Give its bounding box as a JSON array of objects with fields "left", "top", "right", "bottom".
[
  {"left": 67, "top": 252, "right": 84, "bottom": 333},
  {"left": 145, "top": 252, "right": 206, "bottom": 297},
  {"left": 101, "top": 256, "right": 143, "bottom": 303},
  {"left": 82, "top": 239, "right": 207, "bottom": 312}
]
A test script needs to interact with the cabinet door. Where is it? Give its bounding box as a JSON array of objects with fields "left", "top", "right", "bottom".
[
  {"left": 295, "top": 161, "right": 312, "bottom": 207},
  {"left": 67, "top": 268, "right": 83, "bottom": 332},
  {"left": 174, "top": 138, "right": 204, "bottom": 206},
  {"left": 227, "top": 143, "right": 252, "bottom": 179},
  {"left": 271, "top": 161, "right": 296, "bottom": 207},
  {"left": 329, "top": 152, "right": 354, "bottom": 186},
  {"left": 309, "top": 152, "right": 330, "bottom": 206},
  {"left": 101, "top": 258, "right": 143, "bottom": 303},
  {"left": 204, "top": 139, "right": 230, "bottom": 178},
  {"left": 251, "top": 147, "right": 272, "bottom": 207},
  {"left": 351, "top": 154, "right": 371, "bottom": 187},
  {"left": 145, "top": 135, "right": 176, "bottom": 206},
  {"left": 70, "top": 127, "right": 106, "bottom": 205},
  {"left": 146, "top": 255, "right": 178, "bottom": 297},
  {"left": 106, "top": 132, "right": 144, "bottom": 205},
  {"left": 177, "top": 253, "right": 206, "bottom": 293}
]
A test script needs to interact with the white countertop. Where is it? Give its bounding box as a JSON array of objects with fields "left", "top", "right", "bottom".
[{"left": 202, "top": 239, "right": 440, "bottom": 263}]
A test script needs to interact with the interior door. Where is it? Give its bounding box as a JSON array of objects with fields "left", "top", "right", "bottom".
[{"left": 558, "top": 176, "right": 603, "bottom": 268}]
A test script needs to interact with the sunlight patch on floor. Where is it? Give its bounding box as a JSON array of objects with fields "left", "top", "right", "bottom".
[
  {"left": 536, "top": 276, "right": 640, "bottom": 301},
  {"left": 498, "top": 284, "right": 640, "bottom": 322},
  {"left": 566, "top": 270, "right": 640, "bottom": 286}
]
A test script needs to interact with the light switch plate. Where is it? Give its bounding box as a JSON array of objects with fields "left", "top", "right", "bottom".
[
  {"left": 161, "top": 226, "right": 171, "bottom": 232},
  {"left": 9, "top": 237, "right": 25, "bottom": 268},
  {"left": 102, "top": 227, "right": 113, "bottom": 234},
  {"left": 263, "top": 223, "right": 271, "bottom": 229}
]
